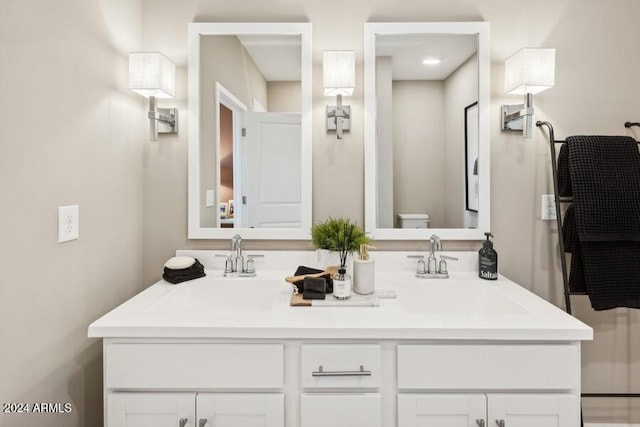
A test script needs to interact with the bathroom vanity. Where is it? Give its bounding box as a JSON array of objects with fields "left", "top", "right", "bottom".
[{"left": 89, "top": 250, "right": 592, "bottom": 427}]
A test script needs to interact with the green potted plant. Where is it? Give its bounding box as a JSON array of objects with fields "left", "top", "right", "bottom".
[{"left": 311, "top": 217, "right": 370, "bottom": 270}]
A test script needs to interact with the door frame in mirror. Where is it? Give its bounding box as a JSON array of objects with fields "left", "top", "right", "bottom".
[
  {"left": 364, "top": 22, "right": 490, "bottom": 240},
  {"left": 188, "top": 22, "right": 312, "bottom": 239}
]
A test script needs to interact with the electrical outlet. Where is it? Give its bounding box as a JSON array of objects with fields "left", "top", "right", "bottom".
[
  {"left": 58, "top": 205, "right": 79, "bottom": 243},
  {"left": 541, "top": 195, "right": 557, "bottom": 221}
]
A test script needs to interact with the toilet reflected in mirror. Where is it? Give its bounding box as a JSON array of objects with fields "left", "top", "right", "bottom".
[{"left": 398, "top": 213, "right": 430, "bottom": 229}]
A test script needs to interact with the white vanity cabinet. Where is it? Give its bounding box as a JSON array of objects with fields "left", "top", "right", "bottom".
[
  {"left": 107, "top": 392, "right": 195, "bottom": 427},
  {"left": 398, "top": 394, "right": 579, "bottom": 427},
  {"left": 396, "top": 344, "right": 581, "bottom": 427},
  {"left": 103, "top": 341, "right": 286, "bottom": 427},
  {"left": 89, "top": 255, "right": 592, "bottom": 427},
  {"left": 107, "top": 392, "right": 284, "bottom": 427},
  {"left": 196, "top": 393, "right": 285, "bottom": 427}
]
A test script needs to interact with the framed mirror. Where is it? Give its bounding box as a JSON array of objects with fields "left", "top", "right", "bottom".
[
  {"left": 188, "top": 23, "right": 312, "bottom": 239},
  {"left": 364, "top": 22, "right": 490, "bottom": 240}
]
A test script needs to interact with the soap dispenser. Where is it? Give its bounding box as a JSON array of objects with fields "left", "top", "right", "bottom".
[
  {"left": 479, "top": 232, "right": 498, "bottom": 280},
  {"left": 353, "top": 244, "right": 375, "bottom": 295}
]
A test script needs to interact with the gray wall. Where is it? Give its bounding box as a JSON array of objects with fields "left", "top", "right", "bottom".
[
  {"left": 1, "top": 0, "right": 640, "bottom": 425},
  {"left": 0, "top": 1, "right": 145, "bottom": 426},
  {"left": 444, "top": 54, "right": 478, "bottom": 228},
  {"left": 392, "top": 80, "right": 446, "bottom": 227}
]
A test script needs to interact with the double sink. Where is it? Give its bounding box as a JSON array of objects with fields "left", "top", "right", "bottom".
[{"left": 146, "top": 272, "right": 530, "bottom": 317}]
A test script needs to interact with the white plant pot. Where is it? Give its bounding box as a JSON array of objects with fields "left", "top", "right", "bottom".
[{"left": 315, "top": 249, "right": 353, "bottom": 277}]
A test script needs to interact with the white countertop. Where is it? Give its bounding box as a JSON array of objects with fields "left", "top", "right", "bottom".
[{"left": 88, "top": 251, "right": 592, "bottom": 341}]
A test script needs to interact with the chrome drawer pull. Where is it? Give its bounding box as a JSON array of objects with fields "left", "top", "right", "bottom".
[
  {"left": 312, "top": 364, "right": 372, "bottom": 377},
  {"left": 199, "top": 419, "right": 208, "bottom": 427},
  {"left": 496, "top": 420, "right": 505, "bottom": 427},
  {"left": 179, "top": 418, "right": 188, "bottom": 427},
  {"left": 476, "top": 420, "right": 485, "bottom": 427}
]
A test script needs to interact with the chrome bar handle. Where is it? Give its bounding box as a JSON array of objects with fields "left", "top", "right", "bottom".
[
  {"left": 496, "top": 419, "right": 505, "bottom": 427},
  {"left": 476, "top": 420, "right": 485, "bottom": 427},
  {"left": 179, "top": 418, "right": 188, "bottom": 427},
  {"left": 199, "top": 419, "right": 208, "bottom": 427},
  {"left": 312, "top": 364, "right": 372, "bottom": 377}
]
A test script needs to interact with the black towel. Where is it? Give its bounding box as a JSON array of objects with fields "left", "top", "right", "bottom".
[
  {"left": 163, "top": 259, "right": 206, "bottom": 284},
  {"left": 291, "top": 266, "right": 333, "bottom": 294},
  {"left": 562, "top": 204, "right": 576, "bottom": 253},
  {"left": 563, "top": 204, "right": 587, "bottom": 293},
  {"left": 557, "top": 143, "right": 572, "bottom": 197},
  {"left": 567, "top": 135, "right": 640, "bottom": 310}
]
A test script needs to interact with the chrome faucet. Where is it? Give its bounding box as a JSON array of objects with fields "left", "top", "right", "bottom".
[
  {"left": 409, "top": 234, "right": 458, "bottom": 279},
  {"left": 216, "top": 234, "right": 263, "bottom": 277},
  {"left": 230, "top": 234, "right": 244, "bottom": 273},
  {"left": 427, "top": 234, "right": 442, "bottom": 274}
]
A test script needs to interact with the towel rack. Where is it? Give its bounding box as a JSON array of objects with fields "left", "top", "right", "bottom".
[{"left": 535, "top": 121, "right": 640, "bottom": 417}]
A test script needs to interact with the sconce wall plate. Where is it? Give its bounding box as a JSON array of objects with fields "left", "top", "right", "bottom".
[
  {"left": 326, "top": 105, "right": 351, "bottom": 132},
  {"left": 153, "top": 108, "right": 179, "bottom": 135}
]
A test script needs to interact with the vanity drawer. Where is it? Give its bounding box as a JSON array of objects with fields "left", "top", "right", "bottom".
[
  {"left": 301, "top": 393, "right": 382, "bottom": 427},
  {"left": 301, "top": 344, "right": 381, "bottom": 389},
  {"left": 397, "top": 344, "right": 579, "bottom": 390},
  {"left": 106, "top": 343, "right": 283, "bottom": 389}
]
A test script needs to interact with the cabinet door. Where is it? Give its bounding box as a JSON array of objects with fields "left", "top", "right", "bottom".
[
  {"left": 487, "top": 394, "right": 579, "bottom": 427},
  {"left": 196, "top": 393, "right": 284, "bottom": 427},
  {"left": 107, "top": 392, "right": 195, "bottom": 427},
  {"left": 398, "top": 394, "right": 486, "bottom": 427},
  {"left": 301, "top": 393, "right": 381, "bottom": 427}
]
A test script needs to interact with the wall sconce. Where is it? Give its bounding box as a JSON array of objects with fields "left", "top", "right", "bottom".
[
  {"left": 501, "top": 48, "right": 555, "bottom": 138},
  {"left": 129, "top": 52, "right": 178, "bottom": 141},
  {"left": 323, "top": 51, "right": 355, "bottom": 139}
]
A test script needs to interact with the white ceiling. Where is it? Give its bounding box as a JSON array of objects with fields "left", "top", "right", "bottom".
[
  {"left": 376, "top": 34, "right": 478, "bottom": 80},
  {"left": 237, "top": 35, "right": 301, "bottom": 82},
  {"left": 234, "top": 33, "right": 475, "bottom": 82}
]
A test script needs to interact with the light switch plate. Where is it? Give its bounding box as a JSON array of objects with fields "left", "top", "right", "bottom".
[
  {"left": 206, "top": 189, "right": 215, "bottom": 208},
  {"left": 58, "top": 205, "right": 79, "bottom": 243}
]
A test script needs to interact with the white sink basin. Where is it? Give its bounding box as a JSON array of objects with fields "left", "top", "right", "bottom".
[
  {"left": 146, "top": 278, "right": 280, "bottom": 313},
  {"left": 399, "top": 280, "right": 530, "bottom": 316}
]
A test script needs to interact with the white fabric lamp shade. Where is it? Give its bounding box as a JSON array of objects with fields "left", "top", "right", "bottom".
[
  {"left": 504, "top": 48, "right": 555, "bottom": 95},
  {"left": 323, "top": 51, "right": 355, "bottom": 96},
  {"left": 129, "top": 52, "right": 176, "bottom": 98}
]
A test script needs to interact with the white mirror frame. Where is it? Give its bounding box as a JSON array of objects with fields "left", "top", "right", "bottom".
[
  {"left": 188, "top": 22, "right": 313, "bottom": 239},
  {"left": 364, "top": 22, "right": 490, "bottom": 240}
]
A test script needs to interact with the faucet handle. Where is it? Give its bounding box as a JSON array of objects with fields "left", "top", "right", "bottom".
[
  {"left": 438, "top": 255, "right": 458, "bottom": 275},
  {"left": 215, "top": 254, "right": 234, "bottom": 273},
  {"left": 407, "top": 255, "right": 427, "bottom": 274},
  {"left": 245, "top": 257, "right": 255, "bottom": 274}
]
